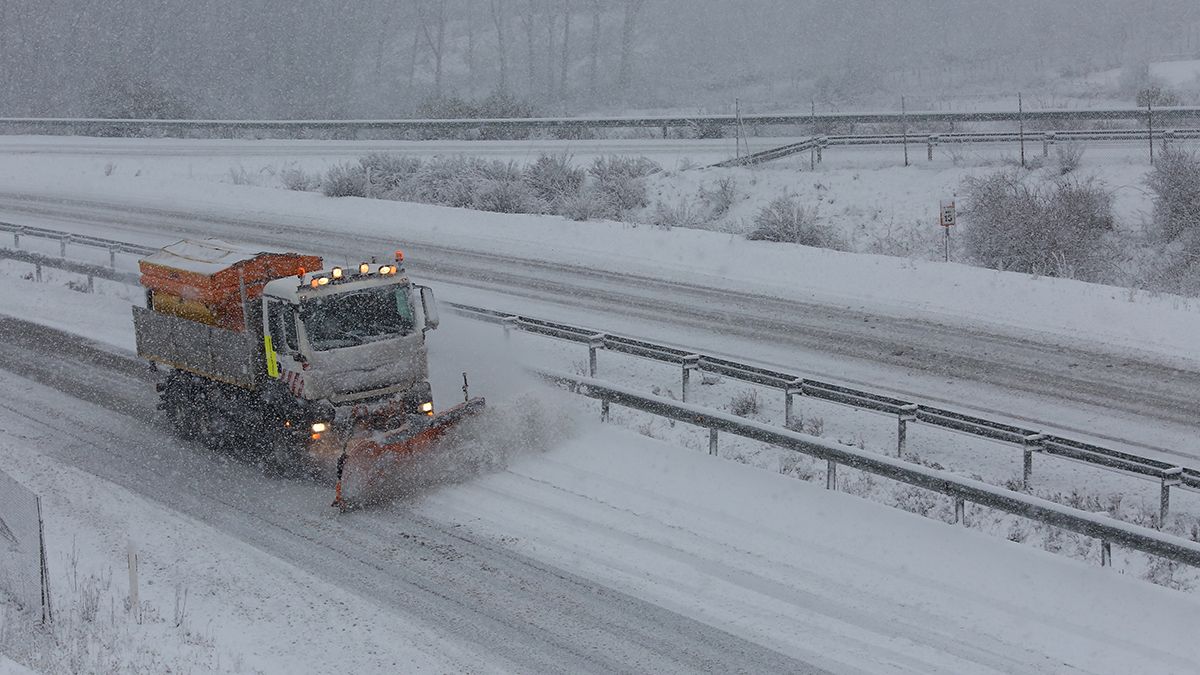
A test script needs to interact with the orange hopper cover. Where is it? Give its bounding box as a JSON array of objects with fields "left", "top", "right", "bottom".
[{"left": 139, "top": 239, "right": 322, "bottom": 331}]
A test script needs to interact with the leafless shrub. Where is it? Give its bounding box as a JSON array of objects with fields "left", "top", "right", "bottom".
[
  {"left": 558, "top": 187, "right": 616, "bottom": 221},
  {"left": 588, "top": 156, "right": 660, "bottom": 214},
  {"left": 698, "top": 176, "right": 739, "bottom": 217},
  {"left": 1053, "top": 143, "right": 1086, "bottom": 175},
  {"left": 280, "top": 167, "right": 319, "bottom": 191},
  {"left": 472, "top": 179, "right": 547, "bottom": 214},
  {"left": 359, "top": 153, "right": 421, "bottom": 190},
  {"left": 320, "top": 162, "right": 369, "bottom": 197},
  {"left": 960, "top": 170, "right": 1115, "bottom": 279},
  {"left": 1147, "top": 147, "right": 1200, "bottom": 245},
  {"left": 728, "top": 389, "right": 759, "bottom": 417},
  {"left": 524, "top": 153, "right": 584, "bottom": 205},
  {"left": 748, "top": 195, "right": 843, "bottom": 248},
  {"left": 650, "top": 199, "right": 703, "bottom": 230},
  {"left": 226, "top": 166, "right": 257, "bottom": 186}
]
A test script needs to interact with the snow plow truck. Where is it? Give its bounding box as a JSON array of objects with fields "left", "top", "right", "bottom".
[{"left": 131, "top": 239, "right": 484, "bottom": 509}]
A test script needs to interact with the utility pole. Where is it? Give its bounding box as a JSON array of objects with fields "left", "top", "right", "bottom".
[{"left": 1018, "top": 92, "right": 1026, "bottom": 168}]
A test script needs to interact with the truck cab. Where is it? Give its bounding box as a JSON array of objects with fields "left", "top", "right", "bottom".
[{"left": 260, "top": 257, "right": 441, "bottom": 423}]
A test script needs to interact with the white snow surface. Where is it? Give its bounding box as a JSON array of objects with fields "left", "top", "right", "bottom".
[
  {"left": 1, "top": 154, "right": 1199, "bottom": 367},
  {"left": 1, "top": 263, "right": 1199, "bottom": 673}
]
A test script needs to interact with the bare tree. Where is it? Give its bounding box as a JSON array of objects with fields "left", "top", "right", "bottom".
[
  {"left": 589, "top": 0, "right": 602, "bottom": 98},
  {"left": 545, "top": 1, "right": 558, "bottom": 100},
  {"left": 560, "top": 0, "right": 573, "bottom": 99},
  {"left": 418, "top": 0, "right": 448, "bottom": 98},
  {"left": 521, "top": 0, "right": 537, "bottom": 96},
  {"left": 617, "top": 0, "right": 645, "bottom": 92},
  {"left": 490, "top": 0, "right": 510, "bottom": 93}
]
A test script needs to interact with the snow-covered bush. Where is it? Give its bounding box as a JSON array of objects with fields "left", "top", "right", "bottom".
[
  {"left": 472, "top": 179, "right": 547, "bottom": 214},
  {"left": 960, "top": 170, "right": 1114, "bottom": 278},
  {"left": 1053, "top": 143, "right": 1085, "bottom": 175},
  {"left": 728, "top": 389, "right": 760, "bottom": 417},
  {"left": 320, "top": 162, "right": 369, "bottom": 197},
  {"left": 359, "top": 153, "right": 421, "bottom": 191},
  {"left": 698, "top": 176, "right": 739, "bottom": 218},
  {"left": 588, "top": 156, "right": 660, "bottom": 213},
  {"left": 1147, "top": 148, "right": 1200, "bottom": 245},
  {"left": 280, "top": 167, "right": 319, "bottom": 191},
  {"left": 558, "top": 187, "right": 616, "bottom": 221},
  {"left": 406, "top": 157, "right": 485, "bottom": 207},
  {"left": 747, "top": 195, "right": 842, "bottom": 248},
  {"left": 649, "top": 199, "right": 703, "bottom": 230},
  {"left": 523, "top": 153, "right": 584, "bottom": 206}
]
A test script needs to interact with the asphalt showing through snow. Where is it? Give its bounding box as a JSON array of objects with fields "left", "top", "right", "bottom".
[{"left": 0, "top": 315, "right": 823, "bottom": 673}]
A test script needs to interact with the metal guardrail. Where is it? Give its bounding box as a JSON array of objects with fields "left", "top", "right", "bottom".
[
  {"left": 446, "top": 303, "right": 1197, "bottom": 527},
  {"left": 710, "top": 128, "right": 1200, "bottom": 167},
  {"left": 2, "top": 222, "right": 1196, "bottom": 528},
  {"left": 3, "top": 106, "right": 1200, "bottom": 138},
  {"left": 539, "top": 369, "right": 1200, "bottom": 569},
  {"left": 6, "top": 223, "right": 1200, "bottom": 570}
]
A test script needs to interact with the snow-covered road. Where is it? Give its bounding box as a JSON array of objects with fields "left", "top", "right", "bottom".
[
  {"left": 2, "top": 289, "right": 1199, "bottom": 674},
  {"left": 0, "top": 187, "right": 1198, "bottom": 472}
]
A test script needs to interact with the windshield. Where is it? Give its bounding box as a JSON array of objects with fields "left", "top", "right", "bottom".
[{"left": 300, "top": 285, "right": 415, "bottom": 351}]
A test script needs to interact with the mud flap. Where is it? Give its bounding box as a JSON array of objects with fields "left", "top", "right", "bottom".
[{"left": 332, "top": 397, "right": 486, "bottom": 511}]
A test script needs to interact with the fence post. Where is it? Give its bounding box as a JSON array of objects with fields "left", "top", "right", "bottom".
[
  {"left": 927, "top": 135, "right": 937, "bottom": 161},
  {"left": 680, "top": 354, "right": 701, "bottom": 403},
  {"left": 1043, "top": 132, "right": 1053, "bottom": 157},
  {"left": 501, "top": 315, "right": 518, "bottom": 341},
  {"left": 1160, "top": 467, "right": 1183, "bottom": 529},
  {"left": 1021, "top": 433, "right": 1045, "bottom": 490},
  {"left": 587, "top": 334, "right": 605, "bottom": 377},
  {"left": 954, "top": 496, "right": 966, "bottom": 526},
  {"left": 109, "top": 247, "right": 117, "bottom": 269},
  {"left": 708, "top": 428, "right": 719, "bottom": 456},
  {"left": 784, "top": 378, "right": 804, "bottom": 428},
  {"left": 12, "top": 229, "right": 20, "bottom": 248},
  {"left": 127, "top": 540, "right": 141, "bottom": 624},
  {"left": 35, "top": 262, "right": 42, "bottom": 282},
  {"left": 36, "top": 496, "right": 51, "bottom": 625},
  {"left": 1100, "top": 539, "right": 1112, "bottom": 567},
  {"left": 86, "top": 274, "right": 94, "bottom": 293},
  {"left": 825, "top": 459, "right": 837, "bottom": 490},
  {"left": 59, "top": 236, "right": 68, "bottom": 258},
  {"left": 600, "top": 399, "right": 610, "bottom": 422},
  {"left": 896, "top": 404, "right": 918, "bottom": 457}
]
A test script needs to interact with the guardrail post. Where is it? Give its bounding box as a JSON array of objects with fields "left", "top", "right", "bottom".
[
  {"left": 680, "top": 354, "right": 701, "bottom": 402},
  {"left": 784, "top": 378, "right": 804, "bottom": 428},
  {"left": 1160, "top": 467, "right": 1183, "bottom": 529},
  {"left": 1100, "top": 539, "right": 1112, "bottom": 567},
  {"left": 816, "top": 144, "right": 823, "bottom": 164},
  {"left": 1043, "top": 132, "right": 1054, "bottom": 157},
  {"left": 501, "top": 315, "right": 518, "bottom": 340},
  {"left": 927, "top": 136, "right": 936, "bottom": 161},
  {"left": 108, "top": 247, "right": 117, "bottom": 269},
  {"left": 825, "top": 459, "right": 837, "bottom": 490},
  {"left": 708, "top": 428, "right": 719, "bottom": 456},
  {"left": 86, "top": 274, "right": 94, "bottom": 293},
  {"left": 1162, "top": 130, "right": 1174, "bottom": 153},
  {"left": 34, "top": 262, "right": 42, "bottom": 282},
  {"left": 12, "top": 229, "right": 19, "bottom": 248},
  {"left": 59, "top": 236, "right": 68, "bottom": 258},
  {"left": 600, "top": 398, "right": 610, "bottom": 422},
  {"left": 587, "top": 333, "right": 605, "bottom": 377},
  {"left": 954, "top": 497, "right": 966, "bottom": 526},
  {"left": 1021, "top": 433, "right": 1045, "bottom": 490},
  {"left": 896, "top": 404, "right": 918, "bottom": 457}
]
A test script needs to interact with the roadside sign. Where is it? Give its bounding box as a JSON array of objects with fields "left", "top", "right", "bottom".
[{"left": 940, "top": 201, "right": 956, "bottom": 227}]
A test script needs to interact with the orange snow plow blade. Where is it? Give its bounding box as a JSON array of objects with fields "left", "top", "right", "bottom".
[{"left": 332, "top": 396, "right": 485, "bottom": 510}]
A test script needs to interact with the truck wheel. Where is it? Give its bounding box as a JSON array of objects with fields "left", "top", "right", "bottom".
[{"left": 161, "top": 374, "right": 199, "bottom": 439}]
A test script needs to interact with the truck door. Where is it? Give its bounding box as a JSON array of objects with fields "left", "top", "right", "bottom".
[{"left": 265, "top": 299, "right": 306, "bottom": 397}]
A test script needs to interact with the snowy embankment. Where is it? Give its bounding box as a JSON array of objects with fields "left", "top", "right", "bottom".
[
  {"left": 1, "top": 259, "right": 1200, "bottom": 673},
  {"left": 0, "top": 151, "right": 1198, "bottom": 367}
]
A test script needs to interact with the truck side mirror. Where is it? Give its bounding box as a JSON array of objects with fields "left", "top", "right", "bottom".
[{"left": 419, "top": 286, "right": 439, "bottom": 331}]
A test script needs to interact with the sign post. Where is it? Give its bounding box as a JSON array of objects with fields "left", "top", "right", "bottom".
[{"left": 939, "top": 200, "right": 956, "bottom": 262}]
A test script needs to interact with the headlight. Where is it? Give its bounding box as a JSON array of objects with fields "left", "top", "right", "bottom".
[
  {"left": 419, "top": 401, "right": 434, "bottom": 415},
  {"left": 311, "top": 422, "right": 328, "bottom": 433}
]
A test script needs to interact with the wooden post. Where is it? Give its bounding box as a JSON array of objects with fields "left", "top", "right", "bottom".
[
  {"left": 826, "top": 460, "right": 837, "bottom": 490},
  {"left": 708, "top": 428, "right": 718, "bottom": 456}
]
